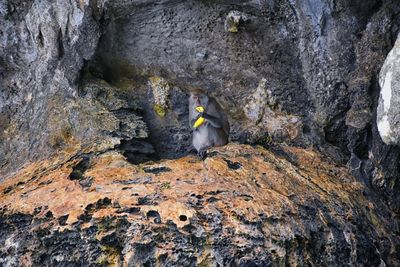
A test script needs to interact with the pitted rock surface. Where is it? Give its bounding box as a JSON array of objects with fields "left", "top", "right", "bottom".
[
  {"left": 2, "top": 0, "right": 400, "bottom": 210},
  {"left": 0, "top": 143, "right": 399, "bottom": 266}
]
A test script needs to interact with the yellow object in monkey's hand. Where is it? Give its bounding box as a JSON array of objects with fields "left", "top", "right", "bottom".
[{"left": 193, "top": 106, "right": 205, "bottom": 128}]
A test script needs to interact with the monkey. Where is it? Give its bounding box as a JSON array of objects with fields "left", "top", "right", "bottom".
[{"left": 189, "top": 89, "right": 230, "bottom": 158}]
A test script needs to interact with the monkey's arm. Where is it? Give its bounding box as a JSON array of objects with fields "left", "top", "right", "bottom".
[{"left": 201, "top": 112, "right": 223, "bottom": 128}]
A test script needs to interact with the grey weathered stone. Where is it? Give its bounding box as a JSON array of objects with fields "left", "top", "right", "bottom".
[{"left": 0, "top": 0, "right": 106, "bottom": 176}]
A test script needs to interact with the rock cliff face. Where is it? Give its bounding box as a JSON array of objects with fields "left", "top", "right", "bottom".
[{"left": 1, "top": 0, "right": 400, "bottom": 265}]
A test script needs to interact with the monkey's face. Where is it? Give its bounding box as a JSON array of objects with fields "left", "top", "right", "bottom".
[{"left": 190, "top": 93, "right": 209, "bottom": 108}]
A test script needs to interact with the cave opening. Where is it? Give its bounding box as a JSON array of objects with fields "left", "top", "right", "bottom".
[
  {"left": 78, "top": 0, "right": 302, "bottom": 164},
  {"left": 82, "top": 32, "right": 194, "bottom": 164},
  {"left": 79, "top": 1, "right": 258, "bottom": 164},
  {"left": 80, "top": 57, "right": 194, "bottom": 164}
]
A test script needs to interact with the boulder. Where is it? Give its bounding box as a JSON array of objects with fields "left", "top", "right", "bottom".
[{"left": 377, "top": 35, "right": 400, "bottom": 145}]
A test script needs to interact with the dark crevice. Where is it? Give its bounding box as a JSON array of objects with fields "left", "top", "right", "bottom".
[
  {"left": 57, "top": 28, "right": 64, "bottom": 59},
  {"left": 143, "top": 166, "right": 172, "bottom": 174},
  {"left": 113, "top": 176, "right": 153, "bottom": 185},
  {"left": 351, "top": 125, "right": 371, "bottom": 161},
  {"left": 350, "top": 0, "right": 383, "bottom": 34},
  {"left": 268, "top": 145, "right": 299, "bottom": 167},
  {"left": 69, "top": 156, "right": 91, "bottom": 181},
  {"left": 58, "top": 215, "right": 69, "bottom": 226},
  {"left": 37, "top": 28, "right": 44, "bottom": 48},
  {"left": 3, "top": 181, "right": 25, "bottom": 195},
  {"left": 84, "top": 198, "right": 113, "bottom": 213},
  {"left": 116, "top": 207, "right": 141, "bottom": 214},
  {"left": 324, "top": 112, "right": 351, "bottom": 157},
  {"left": 146, "top": 210, "right": 161, "bottom": 223},
  {"left": 224, "top": 159, "right": 242, "bottom": 170},
  {"left": 76, "top": 60, "right": 90, "bottom": 94},
  {"left": 116, "top": 138, "right": 160, "bottom": 165},
  {"left": 138, "top": 196, "right": 157, "bottom": 205}
]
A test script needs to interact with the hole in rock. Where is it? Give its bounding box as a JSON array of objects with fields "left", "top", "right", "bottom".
[
  {"left": 138, "top": 195, "right": 158, "bottom": 205},
  {"left": 147, "top": 210, "right": 161, "bottom": 224},
  {"left": 117, "top": 139, "right": 161, "bottom": 165},
  {"left": 120, "top": 88, "right": 191, "bottom": 164},
  {"left": 58, "top": 215, "right": 69, "bottom": 226},
  {"left": 224, "top": 159, "right": 242, "bottom": 170},
  {"left": 77, "top": 212, "right": 92, "bottom": 222},
  {"left": 179, "top": 215, "right": 187, "bottom": 221},
  {"left": 44, "top": 211, "right": 53, "bottom": 218},
  {"left": 96, "top": 197, "right": 112, "bottom": 208},
  {"left": 37, "top": 28, "right": 44, "bottom": 48},
  {"left": 69, "top": 156, "right": 91, "bottom": 180}
]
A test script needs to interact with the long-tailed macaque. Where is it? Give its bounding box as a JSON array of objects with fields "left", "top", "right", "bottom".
[{"left": 189, "top": 89, "right": 230, "bottom": 157}]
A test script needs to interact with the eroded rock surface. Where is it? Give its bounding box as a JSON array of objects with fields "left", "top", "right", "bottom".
[
  {"left": 0, "top": 0, "right": 107, "bottom": 176},
  {"left": 2, "top": 0, "right": 400, "bottom": 211},
  {"left": 1, "top": 143, "right": 399, "bottom": 266}
]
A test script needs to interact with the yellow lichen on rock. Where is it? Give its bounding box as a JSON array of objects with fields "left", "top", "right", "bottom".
[
  {"left": 149, "top": 76, "right": 170, "bottom": 117},
  {"left": 153, "top": 103, "right": 166, "bottom": 117}
]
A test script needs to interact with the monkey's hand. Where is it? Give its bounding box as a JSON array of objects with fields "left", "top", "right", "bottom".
[
  {"left": 195, "top": 106, "right": 205, "bottom": 113},
  {"left": 193, "top": 115, "right": 205, "bottom": 128},
  {"left": 193, "top": 106, "right": 205, "bottom": 128}
]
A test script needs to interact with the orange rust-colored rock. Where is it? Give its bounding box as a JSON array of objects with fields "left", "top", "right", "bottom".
[{"left": 0, "top": 143, "right": 399, "bottom": 266}]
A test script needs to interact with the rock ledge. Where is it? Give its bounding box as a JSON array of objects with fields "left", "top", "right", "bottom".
[{"left": 0, "top": 143, "right": 398, "bottom": 266}]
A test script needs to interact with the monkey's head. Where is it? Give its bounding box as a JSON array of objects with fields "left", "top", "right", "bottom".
[{"left": 189, "top": 88, "right": 209, "bottom": 108}]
